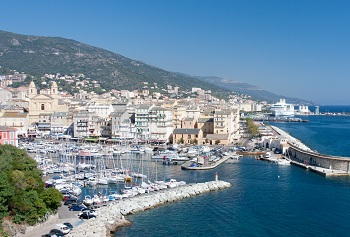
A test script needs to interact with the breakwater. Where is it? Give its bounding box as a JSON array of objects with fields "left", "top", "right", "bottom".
[
  {"left": 66, "top": 180, "right": 231, "bottom": 237},
  {"left": 271, "top": 125, "right": 350, "bottom": 176}
]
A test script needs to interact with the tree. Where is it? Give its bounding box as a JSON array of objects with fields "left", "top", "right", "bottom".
[
  {"left": 245, "top": 118, "right": 259, "bottom": 137},
  {"left": 178, "top": 137, "right": 184, "bottom": 144},
  {"left": 41, "top": 188, "right": 63, "bottom": 210},
  {"left": 0, "top": 144, "right": 62, "bottom": 234},
  {"left": 215, "top": 140, "right": 220, "bottom": 145}
]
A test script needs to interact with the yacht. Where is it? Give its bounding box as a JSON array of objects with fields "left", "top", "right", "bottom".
[{"left": 270, "top": 99, "right": 295, "bottom": 117}]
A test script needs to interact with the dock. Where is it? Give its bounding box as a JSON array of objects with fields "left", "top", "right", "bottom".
[
  {"left": 290, "top": 160, "right": 350, "bottom": 176},
  {"left": 181, "top": 155, "right": 231, "bottom": 170}
]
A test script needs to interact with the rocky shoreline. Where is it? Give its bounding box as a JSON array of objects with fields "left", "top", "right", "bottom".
[{"left": 66, "top": 180, "right": 231, "bottom": 237}]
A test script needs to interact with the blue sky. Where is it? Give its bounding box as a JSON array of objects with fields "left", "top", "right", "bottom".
[{"left": 2, "top": 0, "right": 350, "bottom": 104}]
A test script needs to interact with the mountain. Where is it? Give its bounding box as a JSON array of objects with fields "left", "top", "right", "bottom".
[
  {"left": 0, "top": 30, "right": 228, "bottom": 95},
  {"left": 0, "top": 30, "right": 312, "bottom": 104},
  {"left": 186, "top": 75, "right": 313, "bottom": 105}
]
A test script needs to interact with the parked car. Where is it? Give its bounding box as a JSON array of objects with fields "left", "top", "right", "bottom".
[
  {"left": 49, "top": 229, "right": 65, "bottom": 236},
  {"left": 80, "top": 207, "right": 95, "bottom": 212},
  {"left": 68, "top": 204, "right": 85, "bottom": 211},
  {"left": 78, "top": 210, "right": 97, "bottom": 219},
  {"left": 54, "top": 223, "right": 71, "bottom": 234},
  {"left": 63, "top": 194, "right": 77, "bottom": 201},
  {"left": 63, "top": 222, "right": 73, "bottom": 230},
  {"left": 64, "top": 199, "right": 78, "bottom": 206}
]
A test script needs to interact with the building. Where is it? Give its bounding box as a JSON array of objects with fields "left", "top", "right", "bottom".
[
  {"left": 28, "top": 81, "right": 68, "bottom": 124},
  {"left": 148, "top": 106, "right": 173, "bottom": 143},
  {"left": 50, "top": 112, "right": 73, "bottom": 135},
  {"left": 0, "top": 126, "right": 18, "bottom": 147},
  {"left": 172, "top": 128, "right": 200, "bottom": 144},
  {"left": 72, "top": 110, "right": 96, "bottom": 138},
  {"left": 87, "top": 103, "right": 114, "bottom": 118},
  {"left": 110, "top": 110, "right": 133, "bottom": 140},
  {"left": 134, "top": 105, "right": 153, "bottom": 142},
  {"left": 205, "top": 109, "right": 240, "bottom": 145},
  {"left": 0, "top": 108, "right": 29, "bottom": 137}
]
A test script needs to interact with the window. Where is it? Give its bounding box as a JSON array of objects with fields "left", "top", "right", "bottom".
[
  {"left": 3, "top": 132, "right": 7, "bottom": 139},
  {"left": 41, "top": 104, "right": 45, "bottom": 110},
  {"left": 10, "top": 132, "right": 14, "bottom": 139},
  {"left": 188, "top": 135, "right": 191, "bottom": 139},
  {"left": 10, "top": 140, "right": 14, "bottom": 145},
  {"left": 4, "top": 140, "right": 8, "bottom": 144}
]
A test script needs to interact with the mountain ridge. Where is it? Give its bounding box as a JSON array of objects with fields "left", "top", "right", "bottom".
[
  {"left": 0, "top": 30, "right": 312, "bottom": 104},
  {"left": 0, "top": 30, "right": 228, "bottom": 95}
]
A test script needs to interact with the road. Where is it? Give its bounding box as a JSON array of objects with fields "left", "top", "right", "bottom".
[{"left": 24, "top": 203, "right": 82, "bottom": 237}]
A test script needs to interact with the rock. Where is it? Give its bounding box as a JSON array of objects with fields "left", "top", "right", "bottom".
[{"left": 67, "top": 180, "right": 231, "bottom": 236}]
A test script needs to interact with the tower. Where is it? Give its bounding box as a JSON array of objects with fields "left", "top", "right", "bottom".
[
  {"left": 51, "top": 81, "right": 58, "bottom": 95},
  {"left": 28, "top": 81, "right": 37, "bottom": 98}
]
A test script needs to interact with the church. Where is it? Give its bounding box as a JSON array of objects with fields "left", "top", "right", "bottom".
[{"left": 28, "top": 81, "right": 68, "bottom": 125}]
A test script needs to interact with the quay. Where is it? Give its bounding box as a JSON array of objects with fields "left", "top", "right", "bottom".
[
  {"left": 65, "top": 180, "right": 231, "bottom": 237},
  {"left": 180, "top": 154, "right": 231, "bottom": 170},
  {"left": 290, "top": 160, "right": 350, "bottom": 177},
  {"left": 254, "top": 116, "right": 309, "bottom": 123},
  {"left": 265, "top": 125, "right": 350, "bottom": 177}
]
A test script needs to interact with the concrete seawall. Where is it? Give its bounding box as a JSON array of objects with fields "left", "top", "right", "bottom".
[
  {"left": 66, "top": 180, "right": 231, "bottom": 237},
  {"left": 270, "top": 125, "right": 350, "bottom": 176}
]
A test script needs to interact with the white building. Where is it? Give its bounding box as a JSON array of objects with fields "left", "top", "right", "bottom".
[
  {"left": 87, "top": 104, "right": 114, "bottom": 118},
  {"left": 148, "top": 106, "right": 173, "bottom": 143}
]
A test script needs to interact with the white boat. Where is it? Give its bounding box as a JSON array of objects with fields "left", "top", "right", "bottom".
[
  {"left": 270, "top": 99, "right": 295, "bottom": 117},
  {"left": 83, "top": 195, "right": 93, "bottom": 206},
  {"left": 98, "top": 177, "right": 108, "bottom": 185},
  {"left": 87, "top": 177, "right": 97, "bottom": 186},
  {"left": 152, "top": 150, "right": 180, "bottom": 160},
  {"left": 277, "top": 158, "right": 291, "bottom": 165}
]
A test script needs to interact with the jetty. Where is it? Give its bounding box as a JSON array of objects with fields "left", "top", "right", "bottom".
[
  {"left": 266, "top": 125, "right": 350, "bottom": 177},
  {"left": 65, "top": 180, "right": 231, "bottom": 237},
  {"left": 180, "top": 154, "right": 231, "bottom": 170}
]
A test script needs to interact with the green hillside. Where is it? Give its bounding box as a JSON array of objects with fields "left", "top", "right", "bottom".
[{"left": 0, "top": 30, "right": 227, "bottom": 95}]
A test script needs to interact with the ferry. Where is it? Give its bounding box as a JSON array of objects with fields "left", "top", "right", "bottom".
[{"left": 270, "top": 99, "right": 295, "bottom": 117}]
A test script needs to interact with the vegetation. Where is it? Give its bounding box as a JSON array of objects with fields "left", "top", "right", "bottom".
[
  {"left": 0, "top": 145, "right": 62, "bottom": 234},
  {"left": 245, "top": 118, "right": 259, "bottom": 137},
  {"left": 215, "top": 140, "right": 220, "bottom": 145},
  {"left": 178, "top": 138, "right": 184, "bottom": 144},
  {"left": 0, "top": 30, "right": 230, "bottom": 97}
]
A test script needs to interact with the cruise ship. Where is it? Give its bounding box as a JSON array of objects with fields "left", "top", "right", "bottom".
[{"left": 270, "top": 99, "right": 295, "bottom": 117}]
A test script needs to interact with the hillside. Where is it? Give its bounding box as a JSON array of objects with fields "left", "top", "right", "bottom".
[
  {"left": 189, "top": 75, "right": 313, "bottom": 105},
  {"left": 0, "top": 30, "right": 227, "bottom": 95}
]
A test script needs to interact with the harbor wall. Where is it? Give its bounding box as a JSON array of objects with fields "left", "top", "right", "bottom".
[
  {"left": 269, "top": 125, "right": 350, "bottom": 172},
  {"left": 287, "top": 144, "right": 350, "bottom": 172},
  {"left": 66, "top": 180, "right": 231, "bottom": 237}
]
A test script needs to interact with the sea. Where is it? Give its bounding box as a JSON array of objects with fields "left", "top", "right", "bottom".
[{"left": 84, "top": 106, "right": 350, "bottom": 237}]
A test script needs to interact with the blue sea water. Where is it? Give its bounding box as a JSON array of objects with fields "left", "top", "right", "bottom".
[{"left": 114, "top": 109, "right": 350, "bottom": 237}]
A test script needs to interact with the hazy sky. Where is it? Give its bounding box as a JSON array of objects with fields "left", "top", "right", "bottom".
[{"left": 2, "top": 0, "right": 350, "bottom": 104}]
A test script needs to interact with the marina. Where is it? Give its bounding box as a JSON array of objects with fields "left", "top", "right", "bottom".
[{"left": 20, "top": 112, "right": 350, "bottom": 237}]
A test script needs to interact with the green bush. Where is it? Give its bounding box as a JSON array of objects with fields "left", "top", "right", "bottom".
[{"left": 0, "top": 144, "right": 62, "bottom": 233}]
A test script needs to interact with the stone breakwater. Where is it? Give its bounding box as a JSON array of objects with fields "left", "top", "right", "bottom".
[{"left": 66, "top": 180, "right": 231, "bottom": 237}]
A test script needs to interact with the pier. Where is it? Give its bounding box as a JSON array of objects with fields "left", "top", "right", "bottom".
[
  {"left": 180, "top": 154, "right": 231, "bottom": 170},
  {"left": 65, "top": 180, "right": 231, "bottom": 237},
  {"left": 270, "top": 126, "right": 350, "bottom": 177}
]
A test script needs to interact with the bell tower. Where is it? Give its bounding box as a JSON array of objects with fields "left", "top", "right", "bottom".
[{"left": 28, "top": 81, "right": 37, "bottom": 98}]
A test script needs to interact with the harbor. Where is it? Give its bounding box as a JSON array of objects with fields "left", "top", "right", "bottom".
[{"left": 17, "top": 112, "right": 350, "bottom": 237}]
